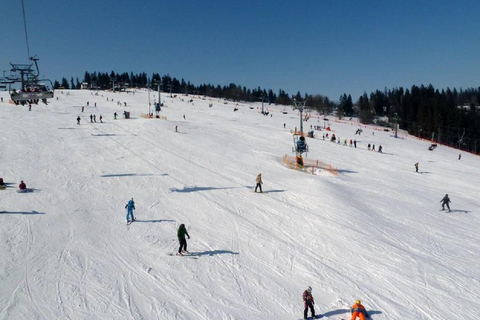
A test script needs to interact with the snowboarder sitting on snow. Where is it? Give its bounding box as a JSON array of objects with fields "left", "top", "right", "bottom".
[
  {"left": 125, "top": 198, "right": 135, "bottom": 222},
  {"left": 296, "top": 136, "right": 307, "bottom": 152},
  {"left": 255, "top": 173, "right": 263, "bottom": 193},
  {"left": 351, "top": 300, "right": 369, "bottom": 320},
  {"left": 19, "top": 180, "right": 27, "bottom": 190},
  {"left": 302, "top": 286, "right": 315, "bottom": 319},
  {"left": 177, "top": 224, "right": 190, "bottom": 255},
  {"left": 440, "top": 194, "right": 451, "bottom": 212}
]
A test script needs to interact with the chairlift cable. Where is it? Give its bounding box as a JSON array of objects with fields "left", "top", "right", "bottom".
[{"left": 21, "top": 0, "right": 31, "bottom": 59}]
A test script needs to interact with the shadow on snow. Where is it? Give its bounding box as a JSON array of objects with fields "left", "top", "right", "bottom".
[
  {"left": 134, "top": 219, "right": 175, "bottom": 223},
  {"left": 190, "top": 250, "right": 239, "bottom": 257},
  {"left": 337, "top": 169, "right": 358, "bottom": 174},
  {"left": 321, "top": 309, "right": 382, "bottom": 318},
  {"left": 100, "top": 173, "right": 167, "bottom": 178},
  {"left": 0, "top": 210, "right": 45, "bottom": 215},
  {"left": 91, "top": 133, "right": 118, "bottom": 137},
  {"left": 170, "top": 186, "right": 242, "bottom": 193}
]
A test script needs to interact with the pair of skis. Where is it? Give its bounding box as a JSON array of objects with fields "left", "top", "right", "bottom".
[{"left": 168, "top": 252, "right": 198, "bottom": 259}]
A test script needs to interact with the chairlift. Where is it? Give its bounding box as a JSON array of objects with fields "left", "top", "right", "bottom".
[
  {"left": 292, "top": 133, "right": 309, "bottom": 155},
  {"left": 7, "top": 57, "right": 54, "bottom": 104},
  {"left": 1, "top": 0, "right": 54, "bottom": 105}
]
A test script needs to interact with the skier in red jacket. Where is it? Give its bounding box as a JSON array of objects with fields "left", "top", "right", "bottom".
[{"left": 19, "top": 180, "right": 27, "bottom": 190}]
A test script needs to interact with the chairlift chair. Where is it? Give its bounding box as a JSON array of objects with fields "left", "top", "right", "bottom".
[
  {"left": 292, "top": 133, "right": 309, "bottom": 155},
  {"left": 7, "top": 58, "right": 54, "bottom": 104}
]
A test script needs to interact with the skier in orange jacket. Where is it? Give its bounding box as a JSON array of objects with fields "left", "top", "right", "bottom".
[{"left": 351, "top": 300, "right": 369, "bottom": 320}]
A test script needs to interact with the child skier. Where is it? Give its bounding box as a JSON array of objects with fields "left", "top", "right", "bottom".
[
  {"left": 351, "top": 300, "right": 369, "bottom": 320},
  {"left": 125, "top": 198, "right": 135, "bottom": 223},
  {"left": 440, "top": 194, "right": 451, "bottom": 212},
  {"left": 177, "top": 224, "right": 190, "bottom": 255},
  {"left": 302, "top": 286, "right": 315, "bottom": 319}
]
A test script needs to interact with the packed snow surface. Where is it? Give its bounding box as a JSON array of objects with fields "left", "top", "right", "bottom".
[{"left": 0, "top": 89, "right": 479, "bottom": 320}]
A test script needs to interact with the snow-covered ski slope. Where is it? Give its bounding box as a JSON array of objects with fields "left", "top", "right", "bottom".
[{"left": 0, "top": 89, "right": 479, "bottom": 320}]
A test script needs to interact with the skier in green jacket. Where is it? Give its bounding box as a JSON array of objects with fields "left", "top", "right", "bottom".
[{"left": 177, "top": 224, "right": 190, "bottom": 255}]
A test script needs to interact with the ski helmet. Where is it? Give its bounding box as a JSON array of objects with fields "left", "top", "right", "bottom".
[
  {"left": 355, "top": 300, "right": 361, "bottom": 305},
  {"left": 307, "top": 286, "right": 312, "bottom": 292}
]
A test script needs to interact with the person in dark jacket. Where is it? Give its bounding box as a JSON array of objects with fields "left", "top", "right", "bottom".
[
  {"left": 440, "top": 194, "right": 451, "bottom": 212},
  {"left": 302, "top": 286, "right": 315, "bottom": 319},
  {"left": 177, "top": 224, "right": 190, "bottom": 255}
]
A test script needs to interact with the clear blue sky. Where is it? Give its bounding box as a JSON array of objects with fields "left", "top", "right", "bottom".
[{"left": 1, "top": 0, "right": 479, "bottom": 101}]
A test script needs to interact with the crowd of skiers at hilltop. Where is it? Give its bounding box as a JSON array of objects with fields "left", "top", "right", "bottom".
[{"left": 303, "top": 286, "right": 370, "bottom": 319}]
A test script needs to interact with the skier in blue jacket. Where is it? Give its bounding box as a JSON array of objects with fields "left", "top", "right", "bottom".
[{"left": 125, "top": 198, "right": 135, "bottom": 222}]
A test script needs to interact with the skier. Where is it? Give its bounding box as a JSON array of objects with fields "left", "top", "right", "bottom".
[
  {"left": 114, "top": 112, "right": 117, "bottom": 120},
  {"left": 414, "top": 162, "right": 419, "bottom": 173},
  {"left": 77, "top": 116, "right": 81, "bottom": 125},
  {"left": 351, "top": 300, "right": 369, "bottom": 320},
  {"left": 90, "top": 114, "right": 93, "bottom": 123},
  {"left": 458, "top": 153, "right": 461, "bottom": 160},
  {"left": 19, "top": 180, "right": 27, "bottom": 190},
  {"left": 302, "top": 286, "right": 315, "bottom": 319},
  {"left": 255, "top": 173, "right": 263, "bottom": 193},
  {"left": 177, "top": 224, "right": 190, "bottom": 255},
  {"left": 99, "top": 115, "right": 103, "bottom": 123},
  {"left": 125, "top": 198, "right": 135, "bottom": 223},
  {"left": 378, "top": 145, "right": 383, "bottom": 153},
  {"left": 440, "top": 194, "right": 451, "bottom": 212}
]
